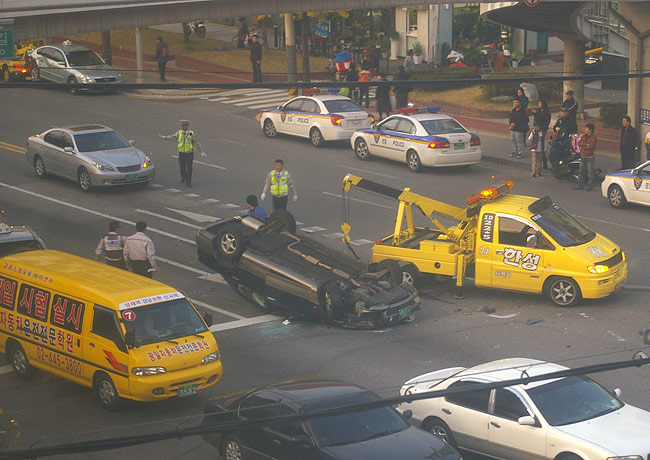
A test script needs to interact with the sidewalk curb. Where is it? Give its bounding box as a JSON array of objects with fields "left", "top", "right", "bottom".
[{"left": 481, "top": 154, "right": 530, "bottom": 169}]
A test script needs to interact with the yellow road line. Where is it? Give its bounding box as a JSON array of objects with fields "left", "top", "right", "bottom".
[
  {"left": 0, "top": 140, "right": 26, "bottom": 151},
  {"left": 0, "top": 144, "right": 26, "bottom": 154}
]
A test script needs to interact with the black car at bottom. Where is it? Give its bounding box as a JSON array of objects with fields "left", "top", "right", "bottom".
[{"left": 202, "top": 377, "right": 462, "bottom": 460}]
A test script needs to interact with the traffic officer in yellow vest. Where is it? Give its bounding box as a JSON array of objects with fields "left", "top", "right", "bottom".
[
  {"left": 160, "top": 119, "right": 206, "bottom": 187},
  {"left": 261, "top": 159, "right": 298, "bottom": 210},
  {"left": 94, "top": 220, "right": 127, "bottom": 269}
]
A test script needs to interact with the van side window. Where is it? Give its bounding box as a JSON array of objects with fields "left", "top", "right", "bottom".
[
  {"left": 498, "top": 216, "right": 536, "bottom": 247},
  {"left": 92, "top": 306, "right": 125, "bottom": 351}
]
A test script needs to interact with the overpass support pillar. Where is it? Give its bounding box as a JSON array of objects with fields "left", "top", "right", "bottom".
[
  {"left": 102, "top": 31, "right": 112, "bottom": 66},
  {"left": 285, "top": 14, "right": 297, "bottom": 83},
  {"left": 563, "top": 38, "right": 585, "bottom": 120},
  {"left": 135, "top": 27, "right": 144, "bottom": 83}
]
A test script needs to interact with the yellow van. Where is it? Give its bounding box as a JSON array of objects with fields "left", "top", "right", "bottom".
[{"left": 0, "top": 250, "right": 222, "bottom": 409}]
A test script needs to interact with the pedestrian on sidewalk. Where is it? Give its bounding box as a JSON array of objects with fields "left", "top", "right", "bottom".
[
  {"left": 358, "top": 64, "right": 371, "bottom": 108},
  {"left": 393, "top": 65, "right": 412, "bottom": 110},
  {"left": 532, "top": 99, "right": 551, "bottom": 169},
  {"left": 528, "top": 122, "right": 545, "bottom": 177},
  {"left": 376, "top": 73, "right": 392, "bottom": 121},
  {"left": 575, "top": 123, "right": 598, "bottom": 191},
  {"left": 236, "top": 17, "right": 249, "bottom": 49},
  {"left": 561, "top": 90, "right": 579, "bottom": 134},
  {"left": 403, "top": 49, "right": 415, "bottom": 72},
  {"left": 246, "top": 194, "right": 268, "bottom": 219},
  {"left": 155, "top": 36, "right": 169, "bottom": 81},
  {"left": 250, "top": 34, "right": 263, "bottom": 83},
  {"left": 95, "top": 220, "right": 127, "bottom": 269},
  {"left": 261, "top": 159, "right": 297, "bottom": 211},
  {"left": 160, "top": 120, "right": 206, "bottom": 188},
  {"left": 509, "top": 98, "right": 529, "bottom": 158},
  {"left": 620, "top": 115, "right": 640, "bottom": 170},
  {"left": 124, "top": 221, "right": 158, "bottom": 278},
  {"left": 343, "top": 62, "right": 359, "bottom": 101},
  {"left": 514, "top": 87, "right": 529, "bottom": 111}
]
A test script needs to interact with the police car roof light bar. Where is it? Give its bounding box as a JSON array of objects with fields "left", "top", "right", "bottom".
[
  {"left": 327, "top": 87, "right": 340, "bottom": 94},
  {"left": 302, "top": 88, "right": 320, "bottom": 95},
  {"left": 400, "top": 106, "right": 442, "bottom": 115}
]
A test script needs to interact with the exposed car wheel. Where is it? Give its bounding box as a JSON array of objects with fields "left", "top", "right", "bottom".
[
  {"left": 423, "top": 418, "right": 457, "bottom": 448},
  {"left": 9, "top": 343, "right": 34, "bottom": 379},
  {"left": 310, "top": 128, "right": 325, "bottom": 147},
  {"left": 214, "top": 224, "right": 246, "bottom": 267},
  {"left": 545, "top": 277, "right": 581, "bottom": 307},
  {"left": 2, "top": 65, "right": 10, "bottom": 82},
  {"left": 354, "top": 138, "right": 372, "bottom": 161},
  {"left": 263, "top": 119, "right": 277, "bottom": 138},
  {"left": 608, "top": 184, "right": 627, "bottom": 209},
  {"left": 377, "top": 259, "right": 402, "bottom": 284},
  {"left": 33, "top": 155, "right": 47, "bottom": 178},
  {"left": 400, "top": 263, "right": 421, "bottom": 288},
  {"left": 78, "top": 167, "right": 92, "bottom": 192},
  {"left": 267, "top": 210, "right": 297, "bottom": 234},
  {"left": 320, "top": 282, "right": 344, "bottom": 320},
  {"left": 223, "top": 435, "right": 244, "bottom": 460},
  {"left": 93, "top": 373, "right": 121, "bottom": 410},
  {"left": 31, "top": 66, "right": 40, "bottom": 82},
  {"left": 406, "top": 150, "right": 422, "bottom": 173},
  {"left": 559, "top": 455, "right": 583, "bottom": 460},
  {"left": 67, "top": 76, "right": 79, "bottom": 94}
]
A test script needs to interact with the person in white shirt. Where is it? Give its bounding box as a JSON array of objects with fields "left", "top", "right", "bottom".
[{"left": 123, "top": 221, "right": 158, "bottom": 278}]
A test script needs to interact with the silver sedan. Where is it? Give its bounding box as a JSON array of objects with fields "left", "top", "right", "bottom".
[{"left": 26, "top": 125, "right": 155, "bottom": 191}]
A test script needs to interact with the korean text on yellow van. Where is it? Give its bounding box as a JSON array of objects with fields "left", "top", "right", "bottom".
[{"left": 0, "top": 250, "right": 222, "bottom": 409}]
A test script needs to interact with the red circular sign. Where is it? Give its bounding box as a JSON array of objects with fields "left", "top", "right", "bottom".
[
  {"left": 524, "top": 0, "right": 540, "bottom": 6},
  {"left": 122, "top": 310, "right": 136, "bottom": 321}
]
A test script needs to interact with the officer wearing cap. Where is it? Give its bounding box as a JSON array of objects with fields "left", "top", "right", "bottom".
[
  {"left": 95, "top": 221, "right": 127, "bottom": 269},
  {"left": 160, "top": 120, "right": 206, "bottom": 187},
  {"left": 561, "top": 90, "right": 578, "bottom": 134}
]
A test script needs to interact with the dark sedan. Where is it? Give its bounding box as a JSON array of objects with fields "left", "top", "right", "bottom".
[
  {"left": 195, "top": 210, "right": 420, "bottom": 329},
  {"left": 202, "top": 377, "right": 462, "bottom": 460}
]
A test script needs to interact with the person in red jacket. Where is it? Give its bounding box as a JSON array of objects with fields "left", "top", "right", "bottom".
[{"left": 575, "top": 123, "right": 598, "bottom": 191}]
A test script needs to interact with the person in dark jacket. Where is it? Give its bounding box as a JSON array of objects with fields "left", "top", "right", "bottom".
[
  {"left": 155, "top": 36, "right": 169, "bottom": 81},
  {"left": 620, "top": 115, "right": 640, "bottom": 169},
  {"left": 532, "top": 99, "right": 551, "bottom": 168},
  {"left": 393, "top": 65, "right": 412, "bottom": 110},
  {"left": 509, "top": 98, "right": 529, "bottom": 158},
  {"left": 250, "top": 34, "right": 262, "bottom": 83},
  {"left": 375, "top": 73, "right": 392, "bottom": 120},
  {"left": 345, "top": 62, "right": 360, "bottom": 103},
  {"left": 561, "top": 90, "right": 579, "bottom": 134},
  {"left": 515, "top": 87, "right": 529, "bottom": 111}
]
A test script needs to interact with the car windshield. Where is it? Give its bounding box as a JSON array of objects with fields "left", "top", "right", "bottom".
[
  {"left": 420, "top": 118, "right": 467, "bottom": 135},
  {"left": 323, "top": 100, "right": 364, "bottom": 113},
  {"left": 0, "top": 240, "right": 45, "bottom": 257},
  {"left": 530, "top": 204, "right": 595, "bottom": 247},
  {"left": 65, "top": 50, "right": 105, "bottom": 67},
  {"left": 307, "top": 393, "right": 408, "bottom": 447},
  {"left": 526, "top": 376, "right": 623, "bottom": 426},
  {"left": 74, "top": 131, "right": 131, "bottom": 152},
  {"left": 121, "top": 299, "right": 208, "bottom": 346}
]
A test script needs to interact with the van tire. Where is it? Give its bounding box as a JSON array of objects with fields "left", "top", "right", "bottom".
[
  {"left": 545, "top": 276, "right": 581, "bottom": 307},
  {"left": 93, "top": 372, "right": 121, "bottom": 410},
  {"left": 9, "top": 342, "right": 34, "bottom": 379},
  {"left": 400, "top": 263, "right": 421, "bottom": 288}
]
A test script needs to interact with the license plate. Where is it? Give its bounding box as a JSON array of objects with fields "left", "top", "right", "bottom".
[
  {"left": 126, "top": 173, "right": 139, "bottom": 182},
  {"left": 352, "top": 120, "right": 364, "bottom": 126},
  {"left": 178, "top": 384, "right": 197, "bottom": 397},
  {"left": 398, "top": 307, "right": 412, "bottom": 319},
  {"left": 454, "top": 142, "right": 465, "bottom": 150}
]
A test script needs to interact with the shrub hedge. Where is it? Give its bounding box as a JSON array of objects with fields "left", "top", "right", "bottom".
[
  {"left": 408, "top": 66, "right": 479, "bottom": 92},
  {"left": 480, "top": 72, "right": 562, "bottom": 102},
  {"left": 600, "top": 102, "right": 627, "bottom": 128}
]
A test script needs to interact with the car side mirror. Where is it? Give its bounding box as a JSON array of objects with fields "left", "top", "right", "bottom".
[
  {"left": 632, "top": 168, "right": 639, "bottom": 175},
  {"left": 613, "top": 388, "right": 621, "bottom": 397},
  {"left": 203, "top": 312, "right": 213, "bottom": 327},
  {"left": 372, "top": 124, "right": 378, "bottom": 130},
  {"left": 64, "top": 146, "right": 75, "bottom": 153},
  {"left": 124, "top": 330, "right": 136, "bottom": 348},
  {"left": 526, "top": 234, "right": 538, "bottom": 248},
  {"left": 290, "top": 435, "right": 312, "bottom": 448},
  {"left": 129, "top": 139, "right": 135, "bottom": 146},
  {"left": 517, "top": 415, "right": 536, "bottom": 426},
  {"left": 401, "top": 409, "right": 413, "bottom": 420}
]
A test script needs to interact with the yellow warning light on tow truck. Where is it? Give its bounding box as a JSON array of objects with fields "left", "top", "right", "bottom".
[{"left": 467, "top": 180, "right": 514, "bottom": 205}]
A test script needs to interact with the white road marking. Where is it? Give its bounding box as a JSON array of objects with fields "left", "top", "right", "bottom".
[
  {"left": 323, "top": 232, "right": 344, "bottom": 239},
  {"left": 149, "top": 183, "right": 163, "bottom": 188},
  {"left": 216, "top": 203, "right": 240, "bottom": 209},
  {"left": 322, "top": 191, "right": 394, "bottom": 210},
  {"left": 156, "top": 256, "right": 226, "bottom": 284},
  {"left": 166, "top": 207, "right": 220, "bottom": 223},
  {"left": 247, "top": 100, "right": 290, "bottom": 110},
  {"left": 0, "top": 365, "right": 12, "bottom": 375},
  {"left": 233, "top": 94, "right": 291, "bottom": 106},
  {"left": 135, "top": 209, "right": 203, "bottom": 229},
  {"left": 171, "top": 155, "right": 227, "bottom": 169},
  {"left": 212, "top": 88, "right": 277, "bottom": 97},
  {"left": 166, "top": 188, "right": 182, "bottom": 193},
  {"left": 184, "top": 193, "right": 200, "bottom": 198},
  {"left": 189, "top": 298, "right": 245, "bottom": 320},
  {"left": 199, "top": 273, "right": 226, "bottom": 283},
  {"left": 339, "top": 165, "right": 401, "bottom": 180},
  {"left": 575, "top": 215, "right": 650, "bottom": 233},
  {"left": 0, "top": 181, "right": 195, "bottom": 244},
  {"left": 221, "top": 138, "right": 246, "bottom": 146},
  {"left": 301, "top": 226, "right": 326, "bottom": 233},
  {"left": 209, "top": 314, "right": 278, "bottom": 332},
  {"left": 206, "top": 97, "right": 232, "bottom": 102},
  {"left": 350, "top": 239, "right": 373, "bottom": 246},
  {"left": 201, "top": 198, "right": 220, "bottom": 204}
]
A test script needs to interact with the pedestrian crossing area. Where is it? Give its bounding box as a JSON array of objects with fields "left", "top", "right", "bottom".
[{"left": 198, "top": 87, "right": 376, "bottom": 111}]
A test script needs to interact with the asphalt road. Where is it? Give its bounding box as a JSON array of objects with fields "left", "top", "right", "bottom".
[{"left": 0, "top": 86, "right": 649, "bottom": 460}]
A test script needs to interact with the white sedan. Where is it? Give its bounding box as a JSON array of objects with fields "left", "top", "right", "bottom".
[
  {"left": 350, "top": 107, "right": 482, "bottom": 172},
  {"left": 260, "top": 93, "right": 373, "bottom": 147},
  {"left": 398, "top": 358, "right": 650, "bottom": 460},
  {"left": 601, "top": 160, "right": 650, "bottom": 208}
]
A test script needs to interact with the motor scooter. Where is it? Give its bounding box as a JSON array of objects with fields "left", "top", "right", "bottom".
[{"left": 549, "top": 134, "right": 603, "bottom": 182}]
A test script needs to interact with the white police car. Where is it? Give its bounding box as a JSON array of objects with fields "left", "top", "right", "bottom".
[
  {"left": 601, "top": 160, "right": 650, "bottom": 208},
  {"left": 350, "top": 106, "right": 482, "bottom": 172},
  {"left": 260, "top": 89, "right": 374, "bottom": 147}
]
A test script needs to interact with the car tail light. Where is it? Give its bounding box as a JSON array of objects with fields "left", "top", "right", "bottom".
[
  {"left": 470, "top": 134, "right": 481, "bottom": 146},
  {"left": 20, "top": 68, "right": 27, "bottom": 74},
  {"left": 26, "top": 141, "right": 30, "bottom": 147},
  {"left": 331, "top": 115, "right": 343, "bottom": 126},
  {"left": 428, "top": 140, "right": 450, "bottom": 149},
  {"left": 369, "top": 114, "right": 375, "bottom": 123}
]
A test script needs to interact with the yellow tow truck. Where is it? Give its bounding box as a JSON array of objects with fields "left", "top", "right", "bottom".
[
  {"left": 341, "top": 174, "right": 627, "bottom": 307},
  {"left": 1, "top": 38, "right": 45, "bottom": 82}
]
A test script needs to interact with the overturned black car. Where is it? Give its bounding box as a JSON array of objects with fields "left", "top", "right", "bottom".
[{"left": 195, "top": 211, "right": 420, "bottom": 329}]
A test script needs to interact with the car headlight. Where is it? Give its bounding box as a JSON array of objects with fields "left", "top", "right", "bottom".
[
  {"left": 90, "top": 161, "right": 115, "bottom": 171},
  {"left": 587, "top": 264, "right": 609, "bottom": 274},
  {"left": 606, "top": 456, "right": 643, "bottom": 460},
  {"left": 201, "top": 351, "right": 220, "bottom": 364},
  {"left": 132, "top": 366, "right": 166, "bottom": 376},
  {"left": 80, "top": 74, "right": 93, "bottom": 83},
  {"left": 142, "top": 156, "right": 152, "bottom": 168}
]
